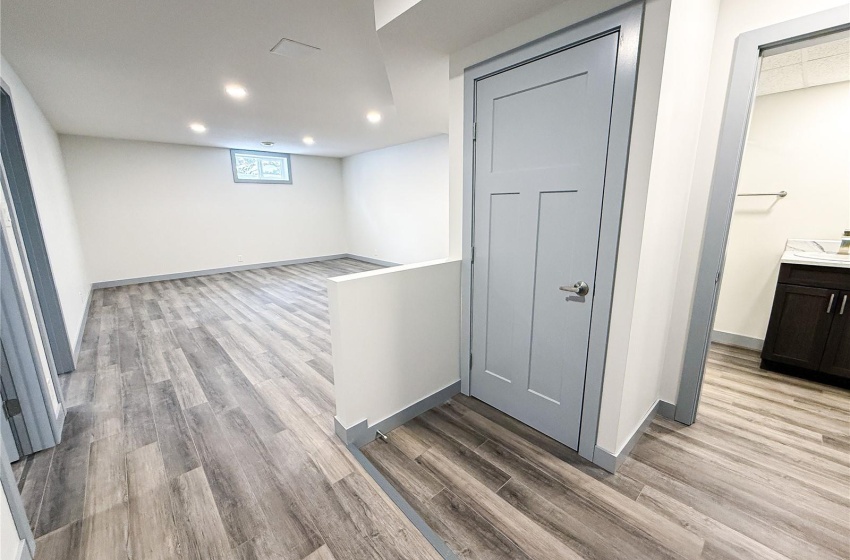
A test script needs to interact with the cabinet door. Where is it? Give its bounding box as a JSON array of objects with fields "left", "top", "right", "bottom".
[
  {"left": 821, "top": 291, "right": 850, "bottom": 378},
  {"left": 761, "top": 284, "right": 836, "bottom": 370}
]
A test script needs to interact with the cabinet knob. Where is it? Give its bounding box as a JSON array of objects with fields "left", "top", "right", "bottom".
[{"left": 827, "top": 294, "right": 836, "bottom": 314}]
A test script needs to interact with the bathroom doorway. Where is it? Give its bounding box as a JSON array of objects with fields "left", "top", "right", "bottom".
[{"left": 677, "top": 7, "right": 850, "bottom": 425}]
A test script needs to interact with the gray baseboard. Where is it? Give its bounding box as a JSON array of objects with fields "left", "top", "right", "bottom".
[
  {"left": 346, "top": 444, "right": 458, "bottom": 559},
  {"left": 89, "top": 253, "right": 400, "bottom": 290},
  {"left": 91, "top": 254, "right": 352, "bottom": 289},
  {"left": 72, "top": 286, "right": 93, "bottom": 364},
  {"left": 334, "top": 380, "right": 461, "bottom": 448},
  {"left": 657, "top": 400, "right": 676, "bottom": 420},
  {"left": 345, "top": 254, "right": 400, "bottom": 267},
  {"left": 711, "top": 330, "right": 763, "bottom": 351},
  {"left": 593, "top": 399, "right": 675, "bottom": 473}
]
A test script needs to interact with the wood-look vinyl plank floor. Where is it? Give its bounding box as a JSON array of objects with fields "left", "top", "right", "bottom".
[
  {"left": 15, "top": 259, "right": 850, "bottom": 559},
  {"left": 15, "top": 259, "right": 440, "bottom": 560},
  {"left": 363, "top": 343, "right": 850, "bottom": 560}
]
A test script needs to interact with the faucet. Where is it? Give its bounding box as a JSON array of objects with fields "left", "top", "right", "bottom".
[{"left": 840, "top": 230, "right": 850, "bottom": 255}]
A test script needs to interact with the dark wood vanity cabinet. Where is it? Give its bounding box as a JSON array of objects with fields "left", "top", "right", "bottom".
[
  {"left": 761, "top": 264, "right": 850, "bottom": 382},
  {"left": 821, "top": 299, "right": 850, "bottom": 377}
]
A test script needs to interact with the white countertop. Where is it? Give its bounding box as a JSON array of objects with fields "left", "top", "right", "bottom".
[{"left": 780, "top": 239, "right": 850, "bottom": 269}]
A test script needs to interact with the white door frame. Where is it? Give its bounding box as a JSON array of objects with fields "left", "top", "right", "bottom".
[
  {"left": 460, "top": 1, "right": 643, "bottom": 462},
  {"left": 676, "top": 6, "right": 850, "bottom": 426}
]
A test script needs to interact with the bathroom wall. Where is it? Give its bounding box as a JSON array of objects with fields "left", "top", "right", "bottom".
[{"left": 713, "top": 80, "right": 850, "bottom": 345}]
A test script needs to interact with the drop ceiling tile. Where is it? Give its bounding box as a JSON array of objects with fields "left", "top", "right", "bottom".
[
  {"left": 803, "top": 52, "right": 850, "bottom": 87},
  {"left": 761, "top": 49, "right": 802, "bottom": 70},
  {"left": 757, "top": 64, "right": 804, "bottom": 96},
  {"left": 803, "top": 37, "right": 850, "bottom": 61}
]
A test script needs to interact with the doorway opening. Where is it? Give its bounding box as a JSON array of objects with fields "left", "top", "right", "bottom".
[{"left": 677, "top": 7, "right": 850, "bottom": 425}]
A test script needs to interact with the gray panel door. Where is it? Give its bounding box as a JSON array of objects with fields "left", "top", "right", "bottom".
[{"left": 471, "top": 33, "right": 618, "bottom": 449}]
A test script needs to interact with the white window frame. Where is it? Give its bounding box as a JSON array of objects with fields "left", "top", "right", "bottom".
[{"left": 230, "top": 149, "right": 292, "bottom": 184}]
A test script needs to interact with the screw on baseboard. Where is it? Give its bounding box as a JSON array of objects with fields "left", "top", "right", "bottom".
[{"left": 376, "top": 430, "right": 388, "bottom": 443}]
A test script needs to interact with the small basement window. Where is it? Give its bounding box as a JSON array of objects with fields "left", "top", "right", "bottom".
[{"left": 230, "top": 149, "right": 292, "bottom": 184}]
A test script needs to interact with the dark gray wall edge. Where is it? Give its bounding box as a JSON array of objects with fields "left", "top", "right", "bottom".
[
  {"left": 90, "top": 253, "right": 399, "bottom": 290},
  {"left": 346, "top": 444, "right": 459, "bottom": 560},
  {"left": 593, "top": 399, "right": 675, "bottom": 473},
  {"left": 1, "top": 444, "right": 35, "bottom": 558},
  {"left": 335, "top": 380, "right": 461, "bottom": 448},
  {"left": 710, "top": 330, "right": 763, "bottom": 351},
  {"left": 73, "top": 286, "right": 93, "bottom": 363}
]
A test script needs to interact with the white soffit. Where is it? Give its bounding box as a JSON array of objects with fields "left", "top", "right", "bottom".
[{"left": 374, "top": 0, "right": 423, "bottom": 29}]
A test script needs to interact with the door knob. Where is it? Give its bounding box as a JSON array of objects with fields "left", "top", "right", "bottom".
[{"left": 559, "top": 281, "right": 589, "bottom": 297}]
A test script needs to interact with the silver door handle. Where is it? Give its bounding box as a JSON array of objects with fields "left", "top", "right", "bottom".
[
  {"left": 841, "top": 295, "right": 847, "bottom": 315},
  {"left": 560, "top": 281, "right": 589, "bottom": 297},
  {"left": 827, "top": 294, "right": 836, "bottom": 313}
]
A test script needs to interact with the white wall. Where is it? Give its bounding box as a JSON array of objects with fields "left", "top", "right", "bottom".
[
  {"left": 1, "top": 58, "right": 90, "bottom": 353},
  {"left": 714, "top": 82, "right": 850, "bottom": 342},
  {"left": 330, "top": 259, "right": 461, "bottom": 430},
  {"left": 663, "top": 0, "right": 850, "bottom": 404},
  {"left": 597, "top": 0, "right": 721, "bottom": 455},
  {"left": 343, "top": 135, "right": 449, "bottom": 264},
  {"left": 60, "top": 136, "right": 347, "bottom": 283},
  {"left": 1, "top": 482, "right": 25, "bottom": 560}
]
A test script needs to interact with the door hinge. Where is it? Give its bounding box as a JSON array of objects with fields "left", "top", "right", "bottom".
[
  {"left": 471, "top": 246, "right": 475, "bottom": 264},
  {"left": 472, "top": 122, "right": 477, "bottom": 141},
  {"left": 3, "top": 399, "right": 21, "bottom": 418},
  {"left": 469, "top": 353, "right": 473, "bottom": 370}
]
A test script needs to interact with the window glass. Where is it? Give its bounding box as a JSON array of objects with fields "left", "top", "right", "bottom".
[{"left": 230, "top": 150, "right": 291, "bottom": 183}]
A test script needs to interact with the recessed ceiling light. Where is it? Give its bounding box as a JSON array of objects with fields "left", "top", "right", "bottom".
[
  {"left": 261, "top": 141, "right": 275, "bottom": 146},
  {"left": 225, "top": 84, "right": 248, "bottom": 99},
  {"left": 302, "top": 136, "right": 315, "bottom": 145},
  {"left": 366, "top": 111, "right": 382, "bottom": 124},
  {"left": 189, "top": 122, "right": 207, "bottom": 133}
]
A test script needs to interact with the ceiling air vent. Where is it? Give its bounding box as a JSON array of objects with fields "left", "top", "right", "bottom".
[{"left": 270, "top": 38, "right": 321, "bottom": 57}]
